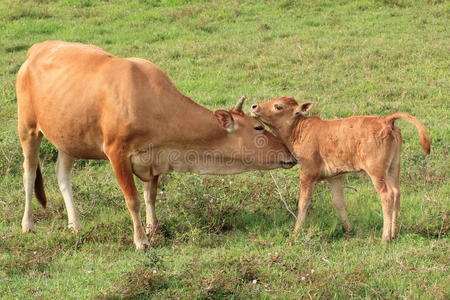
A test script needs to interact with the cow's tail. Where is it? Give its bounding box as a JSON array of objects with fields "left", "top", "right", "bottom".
[
  {"left": 35, "top": 163, "right": 47, "bottom": 208},
  {"left": 385, "top": 113, "right": 430, "bottom": 155}
]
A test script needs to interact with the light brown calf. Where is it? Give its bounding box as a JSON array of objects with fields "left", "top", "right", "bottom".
[
  {"left": 251, "top": 96, "right": 430, "bottom": 242},
  {"left": 16, "top": 41, "right": 296, "bottom": 250}
]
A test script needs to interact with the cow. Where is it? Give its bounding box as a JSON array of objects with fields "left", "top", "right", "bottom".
[
  {"left": 251, "top": 96, "right": 430, "bottom": 242},
  {"left": 16, "top": 41, "right": 296, "bottom": 250}
]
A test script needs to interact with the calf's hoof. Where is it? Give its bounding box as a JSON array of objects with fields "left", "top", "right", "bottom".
[
  {"left": 390, "top": 231, "right": 398, "bottom": 240},
  {"left": 381, "top": 236, "right": 392, "bottom": 243},
  {"left": 342, "top": 223, "right": 353, "bottom": 234}
]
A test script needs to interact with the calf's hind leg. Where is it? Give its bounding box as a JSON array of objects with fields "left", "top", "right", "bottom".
[
  {"left": 327, "top": 176, "right": 352, "bottom": 233},
  {"left": 368, "top": 172, "right": 394, "bottom": 242},
  {"left": 56, "top": 150, "right": 81, "bottom": 232},
  {"left": 387, "top": 150, "right": 401, "bottom": 240}
]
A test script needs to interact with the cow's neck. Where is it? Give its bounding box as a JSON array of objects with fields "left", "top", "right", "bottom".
[
  {"left": 133, "top": 96, "right": 252, "bottom": 176},
  {"left": 163, "top": 95, "right": 231, "bottom": 150},
  {"left": 188, "top": 100, "right": 225, "bottom": 136}
]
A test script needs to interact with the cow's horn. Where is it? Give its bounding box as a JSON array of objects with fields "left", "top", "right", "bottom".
[{"left": 234, "top": 96, "right": 246, "bottom": 111}]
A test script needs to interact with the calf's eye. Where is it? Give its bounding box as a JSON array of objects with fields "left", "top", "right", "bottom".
[
  {"left": 274, "top": 104, "right": 283, "bottom": 110},
  {"left": 254, "top": 125, "right": 264, "bottom": 131}
]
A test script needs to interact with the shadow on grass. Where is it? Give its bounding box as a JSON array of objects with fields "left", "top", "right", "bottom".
[
  {"left": 99, "top": 268, "right": 169, "bottom": 299},
  {"left": 99, "top": 254, "right": 265, "bottom": 299},
  {"left": 0, "top": 233, "right": 78, "bottom": 277},
  {"left": 0, "top": 216, "right": 134, "bottom": 278},
  {"left": 5, "top": 44, "right": 29, "bottom": 53},
  {"left": 151, "top": 205, "right": 354, "bottom": 249}
]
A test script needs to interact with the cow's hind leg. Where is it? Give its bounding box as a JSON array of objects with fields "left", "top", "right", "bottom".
[
  {"left": 56, "top": 150, "right": 81, "bottom": 232},
  {"left": 20, "top": 130, "right": 43, "bottom": 232},
  {"left": 327, "top": 176, "right": 352, "bottom": 233},
  {"left": 144, "top": 175, "right": 159, "bottom": 235},
  {"left": 107, "top": 150, "right": 149, "bottom": 250}
]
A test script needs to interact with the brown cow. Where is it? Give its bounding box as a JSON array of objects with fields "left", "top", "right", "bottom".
[
  {"left": 251, "top": 96, "right": 430, "bottom": 242},
  {"left": 16, "top": 41, "right": 296, "bottom": 250}
]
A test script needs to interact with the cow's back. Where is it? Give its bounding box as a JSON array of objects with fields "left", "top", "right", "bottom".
[
  {"left": 17, "top": 41, "right": 210, "bottom": 160},
  {"left": 17, "top": 41, "right": 120, "bottom": 159}
]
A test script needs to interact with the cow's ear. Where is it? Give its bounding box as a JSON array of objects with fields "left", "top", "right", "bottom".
[
  {"left": 294, "top": 102, "right": 314, "bottom": 116},
  {"left": 214, "top": 110, "right": 236, "bottom": 132}
]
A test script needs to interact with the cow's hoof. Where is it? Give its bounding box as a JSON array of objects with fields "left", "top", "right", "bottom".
[
  {"left": 68, "top": 222, "right": 82, "bottom": 233},
  {"left": 22, "top": 221, "right": 35, "bottom": 233},
  {"left": 135, "top": 239, "right": 150, "bottom": 251},
  {"left": 145, "top": 224, "right": 159, "bottom": 236}
]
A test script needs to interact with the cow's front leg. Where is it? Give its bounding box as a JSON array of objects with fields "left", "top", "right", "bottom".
[
  {"left": 144, "top": 175, "right": 159, "bottom": 235},
  {"left": 108, "top": 150, "right": 149, "bottom": 250}
]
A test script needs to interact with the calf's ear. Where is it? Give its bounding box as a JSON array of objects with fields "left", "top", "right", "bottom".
[
  {"left": 294, "top": 102, "right": 314, "bottom": 116},
  {"left": 214, "top": 110, "right": 236, "bottom": 132}
]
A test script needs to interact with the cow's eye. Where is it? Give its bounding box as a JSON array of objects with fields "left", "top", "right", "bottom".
[
  {"left": 254, "top": 125, "right": 264, "bottom": 131},
  {"left": 274, "top": 104, "right": 283, "bottom": 110}
]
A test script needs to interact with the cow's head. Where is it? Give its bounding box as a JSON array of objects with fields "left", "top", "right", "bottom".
[
  {"left": 250, "top": 96, "right": 313, "bottom": 136},
  {"left": 212, "top": 96, "right": 296, "bottom": 171}
]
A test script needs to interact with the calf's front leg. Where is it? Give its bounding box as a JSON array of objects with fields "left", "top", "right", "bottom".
[
  {"left": 294, "top": 175, "right": 315, "bottom": 232},
  {"left": 327, "top": 176, "right": 352, "bottom": 233}
]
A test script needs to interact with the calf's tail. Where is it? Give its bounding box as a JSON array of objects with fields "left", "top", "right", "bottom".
[{"left": 385, "top": 113, "right": 430, "bottom": 155}]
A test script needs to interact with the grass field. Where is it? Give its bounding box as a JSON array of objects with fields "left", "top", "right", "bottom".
[{"left": 0, "top": 0, "right": 449, "bottom": 298}]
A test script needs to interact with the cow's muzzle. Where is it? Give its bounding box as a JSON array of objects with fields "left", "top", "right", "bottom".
[{"left": 280, "top": 159, "right": 297, "bottom": 169}]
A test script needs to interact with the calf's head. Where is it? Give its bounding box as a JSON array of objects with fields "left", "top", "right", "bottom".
[
  {"left": 250, "top": 96, "right": 313, "bottom": 135},
  {"left": 213, "top": 97, "right": 296, "bottom": 170}
]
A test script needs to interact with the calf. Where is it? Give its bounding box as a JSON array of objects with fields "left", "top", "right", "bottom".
[{"left": 251, "top": 96, "right": 430, "bottom": 242}]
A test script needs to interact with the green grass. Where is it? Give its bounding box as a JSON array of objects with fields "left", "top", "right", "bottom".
[{"left": 0, "top": 0, "right": 449, "bottom": 298}]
